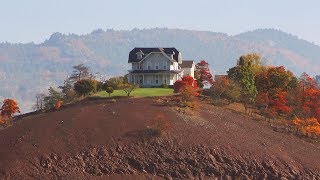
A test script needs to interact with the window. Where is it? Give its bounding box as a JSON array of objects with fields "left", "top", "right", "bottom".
[
  {"left": 147, "top": 62, "right": 151, "bottom": 70},
  {"left": 138, "top": 63, "right": 142, "bottom": 70},
  {"left": 155, "top": 62, "right": 159, "bottom": 70},
  {"left": 163, "top": 62, "right": 167, "bottom": 70},
  {"left": 155, "top": 75, "right": 159, "bottom": 84}
]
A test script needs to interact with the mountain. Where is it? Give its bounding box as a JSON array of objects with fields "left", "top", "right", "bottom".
[
  {"left": 1, "top": 28, "right": 320, "bottom": 112},
  {"left": 0, "top": 97, "right": 319, "bottom": 178}
]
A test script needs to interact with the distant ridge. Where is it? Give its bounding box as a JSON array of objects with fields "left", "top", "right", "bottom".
[{"left": 1, "top": 28, "right": 320, "bottom": 112}]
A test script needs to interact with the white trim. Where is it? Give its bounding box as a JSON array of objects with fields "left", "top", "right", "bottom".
[{"left": 136, "top": 52, "right": 176, "bottom": 63}]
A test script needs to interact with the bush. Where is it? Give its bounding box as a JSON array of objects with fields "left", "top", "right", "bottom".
[
  {"left": 74, "top": 79, "right": 96, "bottom": 97},
  {"left": 55, "top": 100, "right": 63, "bottom": 110},
  {"left": 160, "top": 83, "right": 168, "bottom": 88}
]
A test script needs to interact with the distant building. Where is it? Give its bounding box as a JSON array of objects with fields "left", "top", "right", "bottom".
[{"left": 127, "top": 47, "right": 195, "bottom": 87}]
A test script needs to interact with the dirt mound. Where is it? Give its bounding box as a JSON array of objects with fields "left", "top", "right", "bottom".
[{"left": 0, "top": 97, "right": 319, "bottom": 179}]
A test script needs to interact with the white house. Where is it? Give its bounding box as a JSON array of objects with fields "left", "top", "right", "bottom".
[{"left": 128, "top": 47, "right": 195, "bottom": 87}]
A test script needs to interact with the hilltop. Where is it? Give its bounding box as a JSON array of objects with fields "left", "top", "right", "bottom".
[
  {"left": 0, "top": 97, "right": 319, "bottom": 179},
  {"left": 1, "top": 28, "right": 320, "bottom": 112}
]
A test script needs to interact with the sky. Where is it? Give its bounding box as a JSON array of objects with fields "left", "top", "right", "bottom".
[{"left": 0, "top": 0, "right": 320, "bottom": 44}]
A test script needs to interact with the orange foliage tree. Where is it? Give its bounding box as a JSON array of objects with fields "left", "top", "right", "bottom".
[{"left": 0, "top": 99, "right": 20, "bottom": 124}]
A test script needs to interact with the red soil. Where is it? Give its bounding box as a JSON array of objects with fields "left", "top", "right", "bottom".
[{"left": 0, "top": 97, "right": 319, "bottom": 179}]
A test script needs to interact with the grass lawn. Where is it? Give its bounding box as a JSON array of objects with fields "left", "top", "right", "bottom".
[{"left": 94, "top": 88, "right": 174, "bottom": 98}]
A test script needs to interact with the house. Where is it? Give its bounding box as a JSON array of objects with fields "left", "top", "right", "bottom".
[{"left": 127, "top": 47, "right": 195, "bottom": 87}]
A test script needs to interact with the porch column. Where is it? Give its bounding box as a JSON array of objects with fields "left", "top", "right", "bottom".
[{"left": 143, "top": 74, "right": 145, "bottom": 84}]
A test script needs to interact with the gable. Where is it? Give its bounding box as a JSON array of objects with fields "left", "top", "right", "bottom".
[{"left": 142, "top": 52, "right": 172, "bottom": 64}]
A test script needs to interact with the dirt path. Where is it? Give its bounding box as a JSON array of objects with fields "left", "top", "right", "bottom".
[{"left": 0, "top": 97, "right": 319, "bottom": 179}]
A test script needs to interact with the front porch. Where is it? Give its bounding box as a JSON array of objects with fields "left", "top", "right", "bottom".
[{"left": 128, "top": 73, "right": 181, "bottom": 87}]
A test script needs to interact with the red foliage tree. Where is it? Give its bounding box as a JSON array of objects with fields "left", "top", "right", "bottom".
[
  {"left": 255, "top": 66, "right": 296, "bottom": 117},
  {"left": 289, "top": 73, "right": 320, "bottom": 122},
  {"left": 195, "top": 60, "right": 214, "bottom": 88},
  {"left": 173, "top": 76, "right": 199, "bottom": 96},
  {"left": 0, "top": 99, "right": 20, "bottom": 120}
]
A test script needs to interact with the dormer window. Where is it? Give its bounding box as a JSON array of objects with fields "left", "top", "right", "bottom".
[{"left": 136, "top": 51, "right": 144, "bottom": 60}]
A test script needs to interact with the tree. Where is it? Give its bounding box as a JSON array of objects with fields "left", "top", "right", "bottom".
[
  {"left": 173, "top": 76, "right": 198, "bottom": 95},
  {"left": 210, "top": 76, "right": 229, "bottom": 102},
  {"left": 228, "top": 54, "right": 259, "bottom": 112},
  {"left": 195, "top": 60, "right": 214, "bottom": 88},
  {"left": 120, "top": 83, "right": 139, "bottom": 97},
  {"left": 254, "top": 66, "right": 297, "bottom": 117},
  {"left": 58, "top": 79, "right": 77, "bottom": 103},
  {"left": 33, "top": 93, "right": 46, "bottom": 111},
  {"left": 69, "top": 64, "right": 90, "bottom": 82},
  {"left": 44, "top": 87, "right": 63, "bottom": 110},
  {"left": 105, "top": 87, "right": 114, "bottom": 97},
  {"left": 0, "top": 99, "right": 20, "bottom": 124},
  {"left": 105, "top": 76, "right": 126, "bottom": 90},
  {"left": 74, "top": 79, "right": 96, "bottom": 97}
]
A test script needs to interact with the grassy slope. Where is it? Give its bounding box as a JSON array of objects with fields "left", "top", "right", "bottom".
[{"left": 94, "top": 88, "right": 174, "bottom": 97}]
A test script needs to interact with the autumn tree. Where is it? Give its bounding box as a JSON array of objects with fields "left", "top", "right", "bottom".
[
  {"left": 173, "top": 76, "right": 199, "bottom": 95},
  {"left": 0, "top": 99, "right": 20, "bottom": 125},
  {"left": 227, "top": 54, "right": 260, "bottom": 112},
  {"left": 69, "top": 64, "right": 90, "bottom": 82},
  {"left": 289, "top": 73, "right": 320, "bottom": 121},
  {"left": 195, "top": 60, "right": 214, "bottom": 88},
  {"left": 255, "top": 66, "right": 297, "bottom": 117},
  {"left": 74, "top": 79, "right": 96, "bottom": 97}
]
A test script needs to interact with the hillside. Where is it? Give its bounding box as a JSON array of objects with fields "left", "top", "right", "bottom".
[
  {"left": 0, "top": 97, "right": 319, "bottom": 179},
  {"left": 1, "top": 28, "right": 320, "bottom": 112}
]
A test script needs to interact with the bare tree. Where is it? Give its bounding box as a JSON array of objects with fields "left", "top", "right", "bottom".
[
  {"left": 69, "top": 64, "right": 90, "bottom": 82},
  {"left": 33, "top": 93, "right": 46, "bottom": 111}
]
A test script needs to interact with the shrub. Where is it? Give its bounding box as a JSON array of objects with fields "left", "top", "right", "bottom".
[
  {"left": 55, "top": 100, "right": 63, "bottom": 110},
  {"left": 293, "top": 118, "right": 320, "bottom": 137},
  {"left": 160, "top": 83, "right": 168, "bottom": 88}
]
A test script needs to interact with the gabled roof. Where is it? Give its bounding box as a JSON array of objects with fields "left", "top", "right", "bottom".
[
  {"left": 128, "top": 47, "right": 180, "bottom": 63},
  {"left": 180, "top": 60, "right": 194, "bottom": 68}
]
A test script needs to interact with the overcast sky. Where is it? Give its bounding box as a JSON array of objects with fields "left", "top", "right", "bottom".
[{"left": 0, "top": 0, "right": 319, "bottom": 44}]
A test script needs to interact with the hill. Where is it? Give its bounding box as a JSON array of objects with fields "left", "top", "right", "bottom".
[
  {"left": 1, "top": 28, "right": 320, "bottom": 112},
  {"left": 0, "top": 97, "right": 319, "bottom": 179}
]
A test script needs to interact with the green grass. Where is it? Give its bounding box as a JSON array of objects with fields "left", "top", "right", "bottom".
[{"left": 94, "top": 88, "right": 174, "bottom": 98}]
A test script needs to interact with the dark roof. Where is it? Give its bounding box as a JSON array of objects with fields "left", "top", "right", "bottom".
[
  {"left": 130, "top": 70, "right": 182, "bottom": 74},
  {"left": 128, "top": 47, "right": 180, "bottom": 63},
  {"left": 180, "top": 60, "right": 194, "bottom": 68}
]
